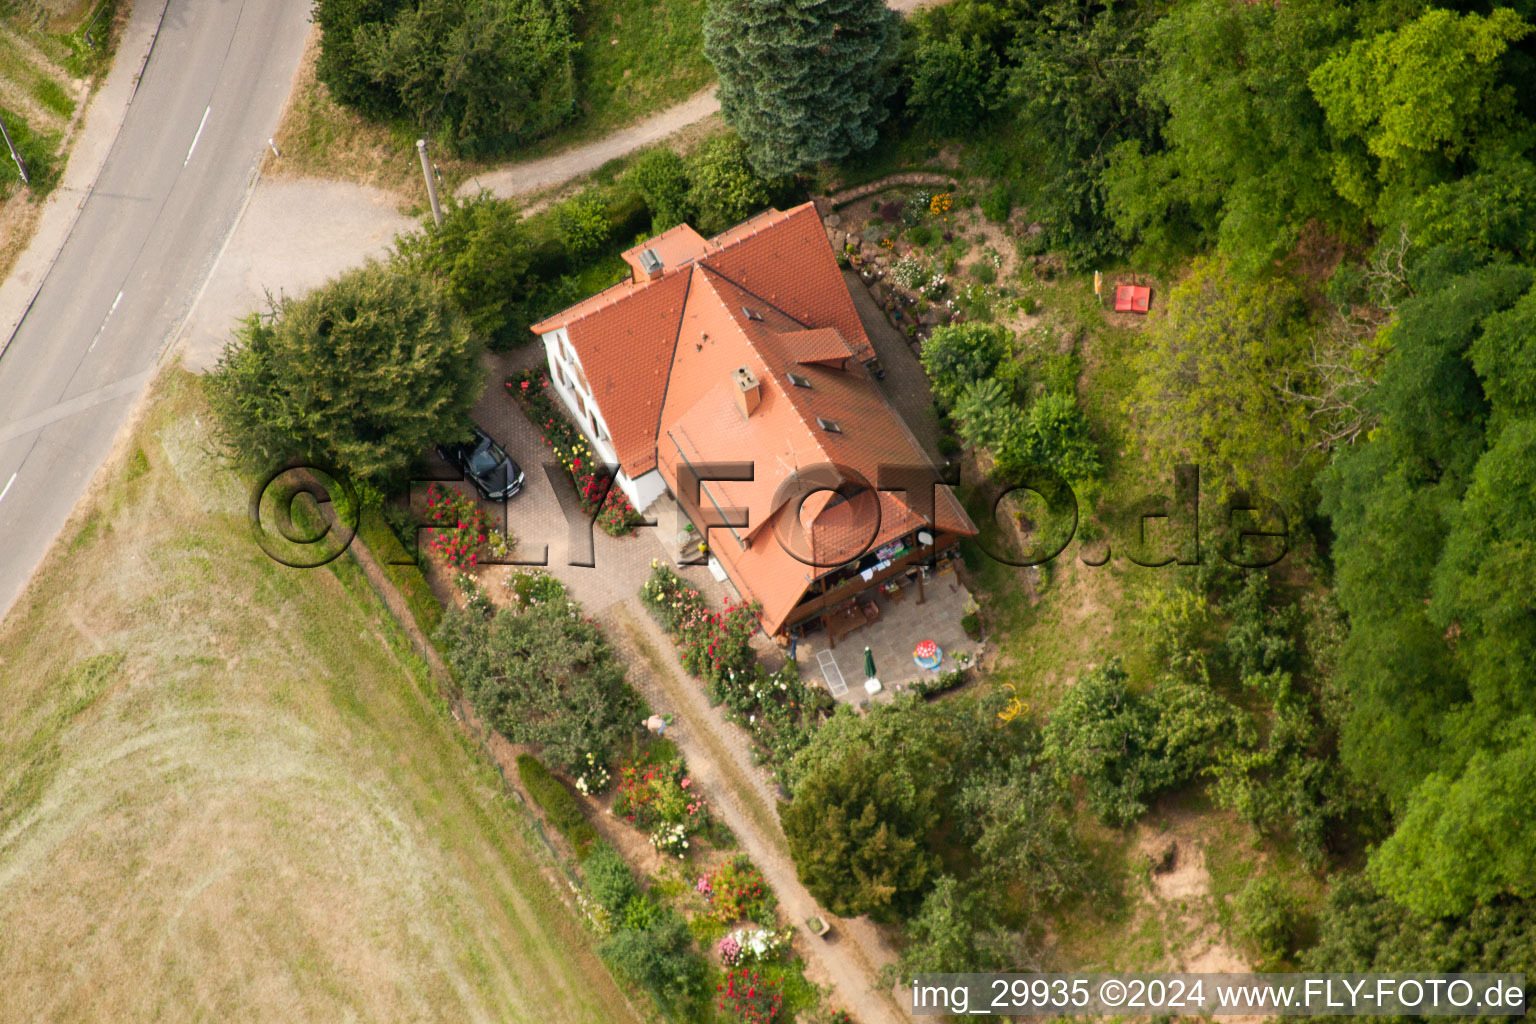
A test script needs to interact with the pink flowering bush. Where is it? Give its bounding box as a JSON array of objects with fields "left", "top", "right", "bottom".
[
  {"left": 717, "top": 934, "right": 742, "bottom": 965},
  {"left": 423, "top": 483, "right": 487, "bottom": 570}
]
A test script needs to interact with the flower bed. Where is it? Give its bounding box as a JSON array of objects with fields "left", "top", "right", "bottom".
[
  {"left": 719, "top": 927, "right": 789, "bottom": 965},
  {"left": 423, "top": 483, "right": 487, "bottom": 569},
  {"left": 718, "top": 968, "right": 784, "bottom": 1024},
  {"left": 641, "top": 560, "right": 759, "bottom": 690},
  {"left": 613, "top": 750, "right": 709, "bottom": 857},
  {"left": 641, "top": 561, "right": 833, "bottom": 778},
  {"left": 505, "top": 369, "right": 645, "bottom": 536},
  {"left": 697, "top": 854, "right": 776, "bottom": 925}
]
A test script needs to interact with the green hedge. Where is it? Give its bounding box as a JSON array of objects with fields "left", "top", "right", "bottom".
[
  {"left": 356, "top": 506, "right": 442, "bottom": 637},
  {"left": 517, "top": 753, "right": 599, "bottom": 858}
]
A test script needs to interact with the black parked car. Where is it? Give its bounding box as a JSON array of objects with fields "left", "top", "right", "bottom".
[{"left": 437, "top": 427, "right": 524, "bottom": 501}]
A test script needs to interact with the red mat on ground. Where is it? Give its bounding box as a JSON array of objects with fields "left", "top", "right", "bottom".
[{"left": 1114, "top": 284, "right": 1151, "bottom": 313}]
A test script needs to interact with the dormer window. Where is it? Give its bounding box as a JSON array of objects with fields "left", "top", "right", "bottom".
[
  {"left": 816, "top": 417, "right": 842, "bottom": 434},
  {"left": 786, "top": 372, "right": 811, "bottom": 389},
  {"left": 742, "top": 306, "right": 763, "bottom": 321}
]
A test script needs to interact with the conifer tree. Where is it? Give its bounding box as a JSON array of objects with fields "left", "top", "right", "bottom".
[{"left": 703, "top": 0, "right": 899, "bottom": 176}]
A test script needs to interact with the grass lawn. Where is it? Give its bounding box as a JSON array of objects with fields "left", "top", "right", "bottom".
[
  {"left": 0, "top": 368, "right": 643, "bottom": 1024},
  {"left": 568, "top": 0, "right": 710, "bottom": 136},
  {"left": 271, "top": 1, "right": 711, "bottom": 206}
]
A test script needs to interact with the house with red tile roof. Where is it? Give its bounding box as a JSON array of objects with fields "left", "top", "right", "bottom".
[{"left": 531, "top": 202, "right": 976, "bottom": 636}]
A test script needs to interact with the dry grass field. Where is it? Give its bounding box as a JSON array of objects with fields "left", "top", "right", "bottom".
[{"left": 0, "top": 368, "right": 642, "bottom": 1023}]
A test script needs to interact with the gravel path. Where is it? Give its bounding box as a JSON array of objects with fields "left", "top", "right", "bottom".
[
  {"left": 604, "top": 598, "right": 915, "bottom": 1024},
  {"left": 455, "top": 0, "right": 951, "bottom": 204}
]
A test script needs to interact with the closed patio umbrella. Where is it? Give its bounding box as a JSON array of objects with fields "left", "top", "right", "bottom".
[{"left": 862, "top": 645, "right": 882, "bottom": 695}]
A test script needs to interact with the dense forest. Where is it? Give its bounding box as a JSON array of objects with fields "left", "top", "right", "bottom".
[{"left": 768, "top": 0, "right": 1536, "bottom": 991}]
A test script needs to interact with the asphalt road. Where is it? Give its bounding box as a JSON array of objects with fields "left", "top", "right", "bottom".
[{"left": 0, "top": 0, "right": 312, "bottom": 620}]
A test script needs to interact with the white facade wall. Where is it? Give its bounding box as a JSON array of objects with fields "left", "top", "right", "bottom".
[{"left": 540, "top": 327, "right": 667, "bottom": 514}]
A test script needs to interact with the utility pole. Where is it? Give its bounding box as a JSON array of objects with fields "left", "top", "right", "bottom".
[
  {"left": 416, "top": 138, "right": 442, "bottom": 228},
  {"left": 0, "top": 115, "right": 29, "bottom": 187}
]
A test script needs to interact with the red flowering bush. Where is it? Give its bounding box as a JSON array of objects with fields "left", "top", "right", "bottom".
[
  {"left": 699, "top": 854, "right": 776, "bottom": 925},
  {"left": 505, "top": 369, "right": 645, "bottom": 536},
  {"left": 640, "top": 561, "right": 759, "bottom": 692},
  {"left": 423, "top": 483, "right": 487, "bottom": 570},
  {"left": 717, "top": 968, "right": 783, "bottom": 1024},
  {"left": 612, "top": 751, "right": 709, "bottom": 849}
]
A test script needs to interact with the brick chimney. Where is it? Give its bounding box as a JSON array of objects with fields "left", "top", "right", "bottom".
[{"left": 733, "top": 366, "right": 760, "bottom": 418}]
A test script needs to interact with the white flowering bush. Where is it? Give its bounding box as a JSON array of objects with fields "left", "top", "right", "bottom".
[
  {"left": 924, "top": 271, "right": 948, "bottom": 300},
  {"left": 650, "top": 821, "right": 690, "bottom": 857},
  {"left": 889, "top": 253, "right": 926, "bottom": 290},
  {"left": 574, "top": 751, "right": 610, "bottom": 795},
  {"left": 728, "top": 926, "right": 790, "bottom": 963}
]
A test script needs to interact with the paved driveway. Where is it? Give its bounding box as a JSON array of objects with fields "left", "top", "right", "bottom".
[{"left": 466, "top": 348, "right": 723, "bottom": 615}]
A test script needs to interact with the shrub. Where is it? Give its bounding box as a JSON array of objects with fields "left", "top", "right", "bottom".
[
  {"left": 911, "top": 667, "right": 968, "bottom": 698},
  {"left": 506, "top": 369, "right": 646, "bottom": 535},
  {"left": 640, "top": 562, "right": 827, "bottom": 776},
  {"left": 1041, "top": 661, "right": 1165, "bottom": 826},
  {"left": 879, "top": 200, "right": 903, "bottom": 223},
  {"left": 953, "top": 377, "right": 1018, "bottom": 453},
  {"left": 907, "top": 37, "right": 999, "bottom": 134},
  {"left": 780, "top": 699, "right": 951, "bottom": 920},
  {"left": 554, "top": 193, "right": 613, "bottom": 263},
  {"left": 518, "top": 754, "right": 599, "bottom": 857},
  {"left": 961, "top": 613, "right": 981, "bottom": 639},
  {"left": 889, "top": 253, "right": 926, "bottom": 290},
  {"left": 687, "top": 134, "right": 771, "bottom": 234},
  {"left": 717, "top": 967, "right": 784, "bottom": 1024},
  {"left": 1044, "top": 661, "right": 1248, "bottom": 826},
  {"left": 600, "top": 908, "right": 707, "bottom": 1016},
  {"left": 613, "top": 750, "right": 710, "bottom": 855},
  {"left": 435, "top": 582, "right": 642, "bottom": 772},
  {"left": 1020, "top": 295, "right": 1039, "bottom": 315},
  {"left": 699, "top": 855, "right": 776, "bottom": 924},
  {"left": 980, "top": 181, "right": 1013, "bottom": 223},
  {"left": 972, "top": 262, "right": 997, "bottom": 285},
  {"left": 920, "top": 321, "right": 1013, "bottom": 408},
  {"left": 907, "top": 224, "right": 934, "bottom": 247},
  {"left": 629, "top": 147, "right": 693, "bottom": 232},
  {"left": 421, "top": 483, "right": 488, "bottom": 569},
  {"left": 583, "top": 841, "right": 642, "bottom": 915},
  {"left": 392, "top": 193, "right": 534, "bottom": 350},
  {"left": 1234, "top": 877, "right": 1300, "bottom": 964},
  {"left": 640, "top": 561, "right": 759, "bottom": 691},
  {"left": 315, "top": 0, "right": 577, "bottom": 156}
]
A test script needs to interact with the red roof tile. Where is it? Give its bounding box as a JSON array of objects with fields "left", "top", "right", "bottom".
[{"left": 529, "top": 201, "right": 972, "bottom": 629}]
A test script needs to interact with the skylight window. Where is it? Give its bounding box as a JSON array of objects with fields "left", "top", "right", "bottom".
[
  {"left": 742, "top": 306, "right": 764, "bottom": 321},
  {"left": 816, "top": 417, "right": 842, "bottom": 434},
  {"left": 787, "top": 372, "right": 811, "bottom": 388}
]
